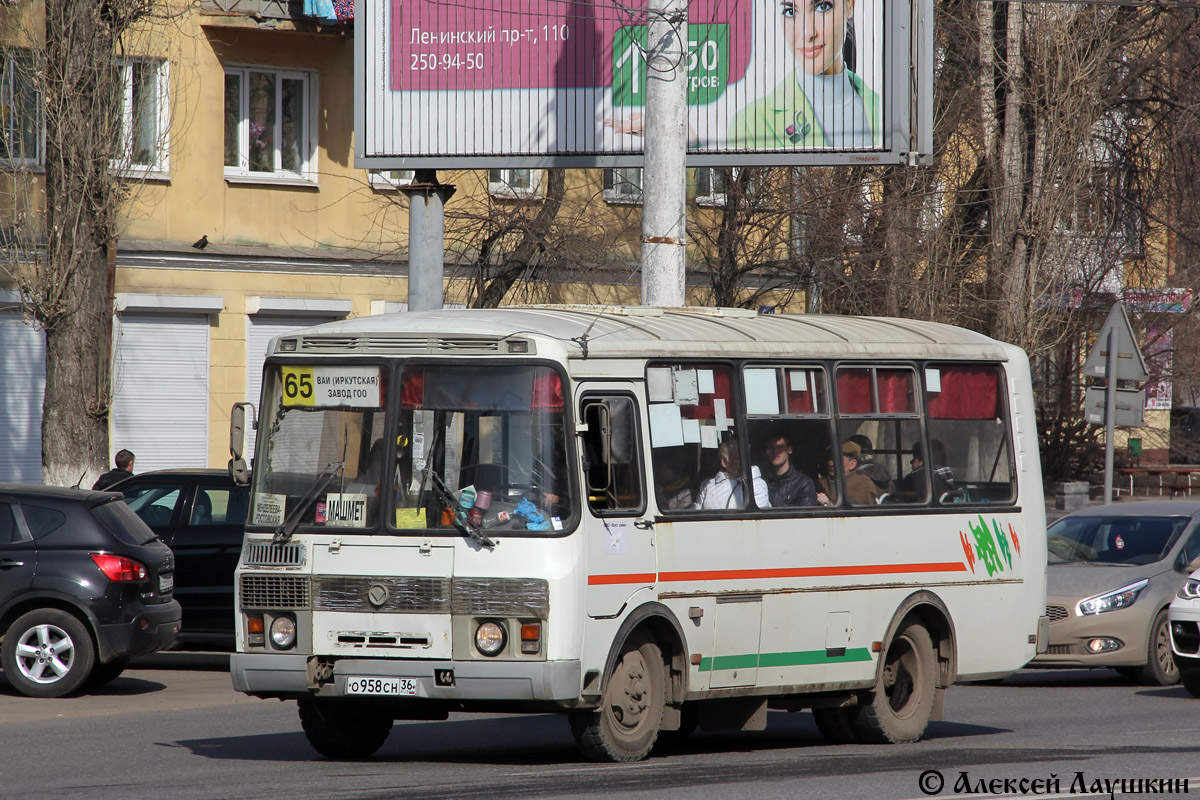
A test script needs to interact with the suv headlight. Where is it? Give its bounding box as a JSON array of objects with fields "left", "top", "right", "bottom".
[
  {"left": 1179, "top": 577, "right": 1200, "bottom": 600},
  {"left": 1078, "top": 579, "right": 1149, "bottom": 616}
]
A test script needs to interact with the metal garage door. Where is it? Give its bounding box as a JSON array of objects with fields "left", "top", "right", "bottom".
[
  {"left": 0, "top": 308, "right": 45, "bottom": 482},
  {"left": 111, "top": 313, "right": 210, "bottom": 472}
]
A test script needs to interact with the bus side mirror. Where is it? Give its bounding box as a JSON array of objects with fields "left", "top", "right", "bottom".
[{"left": 229, "top": 402, "right": 253, "bottom": 486}]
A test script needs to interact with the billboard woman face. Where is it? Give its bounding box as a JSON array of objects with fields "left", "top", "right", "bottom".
[{"left": 781, "top": 0, "right": 854, "bottom": 76}]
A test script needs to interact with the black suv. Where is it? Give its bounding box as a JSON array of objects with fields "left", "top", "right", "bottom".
[
  {"left": 111, "top": 470, "right": 248, "bottom": 648},
  {"left": 0, "top": 484, "right": 180, "bottom": 697}
]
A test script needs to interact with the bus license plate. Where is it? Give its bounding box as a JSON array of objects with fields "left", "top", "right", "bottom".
[{"left": 345, "top": 676, "right": 417, "bottom": 696}]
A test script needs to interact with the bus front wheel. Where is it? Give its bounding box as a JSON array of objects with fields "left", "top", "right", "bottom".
[
  {"left": 298, "top": 697, "right": 394, "bottom": 759},
  {"left": 855, "top": 621, "right": 937, "bottom": 744},
  {"left": 570, "top": 632, "right": 665, "bottom": 762}
]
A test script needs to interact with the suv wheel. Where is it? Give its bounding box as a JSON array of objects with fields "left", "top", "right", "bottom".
[{"left": 2, "top": 609, "right": 96, "bottom": 698}]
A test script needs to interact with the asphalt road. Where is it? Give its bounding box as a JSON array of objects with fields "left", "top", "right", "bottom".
[{"left": 2, "top": 654, "right": 1198, "bottom": 800}]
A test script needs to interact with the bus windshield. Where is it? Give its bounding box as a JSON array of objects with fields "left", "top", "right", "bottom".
[
  {"left": 249, "top": 364, "right": 388, "bottom": 531},
  {"left": 394, "top": 364, "right": 573, "bottom": 534}
]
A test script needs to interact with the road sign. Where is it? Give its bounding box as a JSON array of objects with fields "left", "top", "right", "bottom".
[
  {"left": 1084, "top": 386, "right": 1145, "bottom": 428},
  {"left": 1083, "top": 302, "right": 1149, "bottom": 382}
]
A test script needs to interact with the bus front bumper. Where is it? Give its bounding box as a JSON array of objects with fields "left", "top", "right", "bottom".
[{"left": 231, "top": 652, "right": 582, "bottom": 703}]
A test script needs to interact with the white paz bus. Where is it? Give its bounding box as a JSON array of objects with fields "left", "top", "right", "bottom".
[{"left": 229, "top": 306, "right": 1048, "bottom": 762}]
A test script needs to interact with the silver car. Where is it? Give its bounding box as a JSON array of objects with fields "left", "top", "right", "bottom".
[{"left": 1029, "top": 500, "right": 1200, "bottom": 685}]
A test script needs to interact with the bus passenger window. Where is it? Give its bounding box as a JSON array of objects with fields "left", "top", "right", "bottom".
[
  {"left": 743, "top": 366, "right": 831, "bottom": 509},
  {"left": 836, "top": 366, "right": 923, "bottom": 506},
  {"left": 924, "top": 364, "right": 1015, "bottom": 504}
]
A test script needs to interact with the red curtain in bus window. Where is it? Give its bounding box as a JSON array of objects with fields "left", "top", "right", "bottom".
[
  {"left": 877, "top": 369, "right": 915, "bottom": 413},
  {"left": 785, "top": 369, "right": 820, "bottom": 413},
  {"left": 836, "top": 369, "right": 873, "bottom": 414},
  {"left": 400, "top": 367, "right": 425, "bottom": 409},
  {"left": 927, "top": 366, "right": 1001, "bottom": 419},
  {"left": 681, "top": 366, "right": 732, "bottom": 420},
  {"left": 531, "top": 369, "right": 564, "bottom": 411}
]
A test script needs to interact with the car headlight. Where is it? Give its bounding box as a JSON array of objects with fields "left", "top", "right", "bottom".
[
  {"left": 474, "top": 621, "right": 507, "bottom": 656},
  {"left": 1179, "top": 578, "right": 1200, "bottom": 600},
  {"left": 1077, "top": 579, "right": 1149, "bottom": 616},
  {"left": 270, "top": 615, "right": 297, "bottom": 649}
]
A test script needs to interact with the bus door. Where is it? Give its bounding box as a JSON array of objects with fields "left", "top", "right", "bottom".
[{"left": 577, "top": 388, "right": 655, "bottom": 618}]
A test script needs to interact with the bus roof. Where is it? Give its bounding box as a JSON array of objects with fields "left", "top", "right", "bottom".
[{"left": 273, "top": 306, "right": 1020, "bottom": 361}]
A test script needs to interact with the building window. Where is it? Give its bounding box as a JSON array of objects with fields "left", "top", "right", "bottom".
[
  {"left": 603, "top": 167, "right": 642, "bottom": 204},
  {"left": 488, "top": 168, "right": 539, "bottom": 198},
  {"left": 0, "top": 51, "right": 41, "bottom": 166},
  {"left": 694, "top": 167, "right": 731, "bottom": 206},
  {"left": 113, "top": 59, "right": 169, "bottom": 173},
  {"left": 224, "top": 66, "right": 314, "bottom": 181},
  {"left": 370, "top": 169, "right": 415, "bottom": 191}
]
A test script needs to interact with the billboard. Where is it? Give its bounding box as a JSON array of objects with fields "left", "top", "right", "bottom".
[{"left": 355, "top": 0, "right": 933, "bottom": 168}]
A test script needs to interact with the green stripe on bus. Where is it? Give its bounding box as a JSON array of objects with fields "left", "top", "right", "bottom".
[{"left": 698, "top": 647, "right": 873, "bottom": 672}]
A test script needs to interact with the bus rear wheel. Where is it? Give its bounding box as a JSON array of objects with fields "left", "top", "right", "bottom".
[
  {"left": 855, "top": 621, "right": 937, "bottom": 744},
  {"left": 570, "top": 632, "right": 665, "bottom": 762},
  {"left": 298, "top": 697, "right": 394, "bottom": 759}
]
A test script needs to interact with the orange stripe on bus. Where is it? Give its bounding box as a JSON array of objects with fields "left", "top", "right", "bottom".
[
  {"left": 588, "top": 573, "right": 657, "bottom": 585},
  {"left": 588, "top": 562, "right": 967, "bottom": 586}
]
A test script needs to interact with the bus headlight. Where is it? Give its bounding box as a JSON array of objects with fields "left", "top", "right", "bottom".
[
  {"left": 474, "top": 621, "right": 507, "bottom": 656},
  {"left": 270, "top": 615, "right": 297, "bottom": 649}
]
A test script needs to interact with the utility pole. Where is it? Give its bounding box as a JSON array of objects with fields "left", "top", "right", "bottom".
[
  {"left": 402, "top": 169, "right": 456, "bottom": 311},
  {"left": 640, "top": 0, "right": 688, "bottom": 307}
]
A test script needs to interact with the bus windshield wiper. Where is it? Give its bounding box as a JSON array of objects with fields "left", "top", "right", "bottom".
[
  {"left": 273, "top": 459, "right": 345, "bottom": 545},
  {"left": 427, "top": 469, "right": 495, "bottom": 549}
]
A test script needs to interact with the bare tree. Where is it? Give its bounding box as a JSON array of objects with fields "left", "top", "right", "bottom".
[{"left": 1, "top": 0, "right": 163, "bottom": 486}]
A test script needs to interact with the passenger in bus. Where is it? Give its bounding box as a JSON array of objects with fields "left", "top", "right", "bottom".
[
  {"left": 817, "top": 440, "right": 878, "bottom": 506},
  {"left": 847, "top": 434, "right": 895, "bottom": 495},
  {"left": 693, "top": 439, "right": 771, "bottom": 510},
  {"left": 653, "top": 448, "right": 695, "bottom": 510},
  {"left": 898, "top": 440, "right": 957, "bottom": 500},
  {"left": 761, "top": 431, "right": 819, "bottom": 506}
]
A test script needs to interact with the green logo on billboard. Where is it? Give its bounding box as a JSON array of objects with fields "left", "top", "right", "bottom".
[{"left": 613, "top": 24, "right": 729, "bottom": 108}]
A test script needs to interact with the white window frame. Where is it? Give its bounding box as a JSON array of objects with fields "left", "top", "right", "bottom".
[
  {"left": 112, "top": 57, "right": 170, "bottom": 177},
  {"left": 488, "top": 168, "right": 541, "bottom": 199},
  {"left": 224, "top": 65, "right": 317, "bottom": 185},
  {"left": 603, "top": 167, "right": 642, "bottom": 204},
  {"left": 0, "top": 50, "right": 42, "bottom": 168},
  {"left": 370, "top": 168, "right": 415, "bottom": 191}
]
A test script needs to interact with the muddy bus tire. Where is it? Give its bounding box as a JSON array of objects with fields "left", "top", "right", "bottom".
[
  {"left": 569, "top": 632, "right": 665, "bottom": 762},
  {"left": 298, "top": 696, "right": 393, "bottom": 759},
  {"left": 854, "top": 621, "right": 937, "bottom": 744}
]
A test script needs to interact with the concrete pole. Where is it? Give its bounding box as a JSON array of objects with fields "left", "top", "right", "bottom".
[
  {"left": 1103, "top": 327, "right": 1117, "bottom": 504},
  {"left": 402, "top": 170, "right": 456, "bottom": 312},
  {"left": 640, "top": 0, "right": 688, "bottom": 308}
]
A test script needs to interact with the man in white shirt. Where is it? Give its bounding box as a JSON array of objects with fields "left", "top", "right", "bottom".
[{"left": 694, "top": 439, "right": 771, "bottom": 510}]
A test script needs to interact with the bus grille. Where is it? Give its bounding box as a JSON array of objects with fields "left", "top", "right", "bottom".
[
  {"left": 316, "top": 576, "right": 451, "bottom": 612},
  {"left": 241, "top": 575, "right": 311, "bottom": 609},
  {"left": 243, "top": 541, "right": 304, "bottom": 567},
  {"left": 311, "top": 576, "right": 549, "bottom": 619},
  {"left": 1046, "top": 605, "right": 1069, "bottom": 623}
]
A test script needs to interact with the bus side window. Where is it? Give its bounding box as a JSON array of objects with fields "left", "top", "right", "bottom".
[
  {"left": 835, "top": 366, "right": 924, "bottom": 506},
  {"left": 580, "top": 396, "right": 645, "bottom": 515},
  {"left": 925, "top": 364, "right": 1015, "bottom": 504}
]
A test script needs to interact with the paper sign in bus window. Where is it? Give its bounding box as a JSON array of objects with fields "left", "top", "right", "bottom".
[
  {"left": 925, "top": 368, "right": 942, "bottom": 393},
  {"left": 697, "top": 369, "right": 715, "bottom": 395},
  {"left": 673, "top": 369, "right": 700, "bottom": 405},
  {"left": 647, "top": 368, "right": 674, "bottom": 402},
  {"left": 682, "top": 418, "right": 702, "bottom": 444},
  {"left": 744, "top": 369, "right": 780, "bottom": 415},
  {"left": 649, "top": 403, "right": 685, "bottom": 448},
  {"left": 789, "top": 370, "right": 809, "bottom": 392},
  {"left": 252, "top": 493, "right": 286, "bottom": 527},
  {"left": 324, "top": 493, "right": 369, "bottom": 527}
]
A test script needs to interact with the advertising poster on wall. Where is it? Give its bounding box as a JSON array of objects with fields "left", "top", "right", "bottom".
[{"left": 357, "top": 0, "right": 929, "bottom": 167}]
